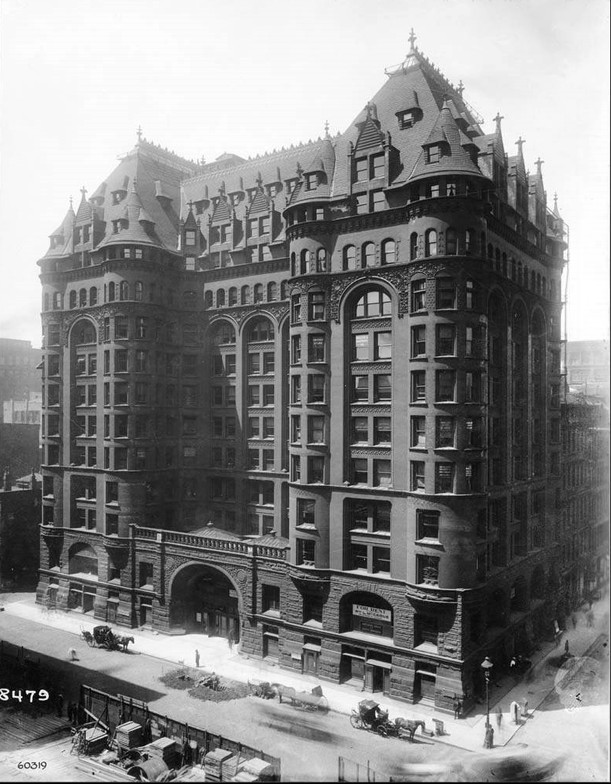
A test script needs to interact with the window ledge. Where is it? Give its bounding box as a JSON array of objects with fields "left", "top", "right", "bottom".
[
  {"left": 261, "top": 609, "right": 281, "bottom": 619},
  {"left": 415, "top": 537, "right": 443, "bottom": 547}
]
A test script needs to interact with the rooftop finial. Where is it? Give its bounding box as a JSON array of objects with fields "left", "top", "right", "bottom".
[
  {"left": 516, "top": 136, "right": 526, "bottom": 155},
  {"left": 137, "top": 125, "right": 143, "bottom": 142},
  {"left": 494, "top": 112, "right": 504, "bottom": 133},
  {"left": 69, "top": 195, "right": 73, "bottom": 209},
  {"left": 324, "top": 119, "right": 330, "bottom": 138},
  {"left": 535, "top": 157, "right": 544, "bottom": 176},
  {"left": 553, "top": 192, "right": 558, "bottom": 210},
  {"left": 80, "top": 186, "right": 87, "bottom": 199},
  {"left": 408, "top": 28, "right": 417, "bottom": 51},
  {"left": 187, "top": 199, "right": 194, "bottom": 212},
  {"left": 457, "top": 80, "right": 464, "bottom": 97}
]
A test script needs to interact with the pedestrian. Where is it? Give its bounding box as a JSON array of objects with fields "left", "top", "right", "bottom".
[
  {"left": 227, "top": 630, "right": 235, "bottom": 652},
  {"left": 453, "top": 697, "right": 461, "bottom": 719},
  {"left": 194, "top": 649, "right": 200, "bottom": 668},
  {"left": 484, "top": 724, "right": 494, "bottom": 749},
  {"left": 495, "top": 705, "right": 503, "bottom": 731},
  {"left": 68, "top": 647, "right": 78, "bottom": 662},
  {"left": 564, "top": 638, "right": 570, "bottom": 656},
  {"left": 56, "top": 692, "right": 64, "bottom": 718},
  {"left": 522, "top": 699, "right": 529, "bottom": 717}
]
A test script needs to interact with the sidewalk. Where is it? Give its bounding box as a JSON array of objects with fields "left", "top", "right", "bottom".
[{"left": 1, "top": 592, "right": 608, "bottom": 753}]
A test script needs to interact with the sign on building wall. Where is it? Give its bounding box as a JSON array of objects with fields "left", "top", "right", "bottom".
[{"left": 352, "top": 604, "right": 392, "bottom": 622}]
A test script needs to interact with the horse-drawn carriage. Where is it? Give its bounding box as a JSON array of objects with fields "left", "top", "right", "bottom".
[
  {"left": 350, "top": 700, "right": 427, "bottom": 741},
  {"left": 80, "top": 625, "right": 134, "bottom": 652}
]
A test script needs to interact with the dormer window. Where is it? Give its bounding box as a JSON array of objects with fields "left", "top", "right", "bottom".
[
  {"left": 426, "top": 146, "right": 441, "bottom": 164},
  {"left": 285, "top": 178, "right": 298, "bottom": 194},
  {"left": 194, "top": 199, "right": 207, "bottom": 214},
  {"left": 112, "top": 220, "right": 121, "bottom": 234},
  {"left": 355, "top": 158, "right": 368, "bottom": 182},
  {"left": 112, "top": 190, "right": 126, "bottom": 204},
  {"left": 370, "top": 154, "right": 385, "bottom": 179},
  {"left": 398, "top": 110, "right": 418, "bottom": 129},
  {"left": 306, "top": 174, "right": 318, "bottom": 191},
  {"left": 185, "top": 230, "right": 196, "bottom": 246},
  {"left": 230, "top": 192, "right": 242, "bottom": 206},
  {"left": 267, "top": 183, "right": 281, "bottom": 198}
]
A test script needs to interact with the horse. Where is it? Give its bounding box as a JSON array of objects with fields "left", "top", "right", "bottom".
[
  {"left": 115, "top": 634, "right": 134, "bottom": 652},
  {"left": 395, "top": 717, "right": 426, "bottom": 741}
]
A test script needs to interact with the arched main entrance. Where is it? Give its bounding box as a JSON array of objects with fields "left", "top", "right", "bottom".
[{"left": 169, "top": 564, "right": 240, "bottom": 642}]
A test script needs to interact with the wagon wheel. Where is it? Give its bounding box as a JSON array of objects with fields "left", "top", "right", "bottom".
[
  {"left": 86, "top": 637, "right": 95, "bottom": 647},
  {"left": 377, "top": 725, "right": 389, "bottom": 737},
  {"left": 350, "top": 713, "right": 362, "bottom": 729}
]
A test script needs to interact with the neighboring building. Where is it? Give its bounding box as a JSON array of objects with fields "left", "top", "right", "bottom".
[
  {"left": 3, "top": 394, "right": 43, "bottom": 425},
  {"left": 37, "top": 38, "right": 572, "bottom": 712},
  {"left": 0, "top": 469, "right": 41, "bottom": 589},
  {"left": 0, "top": 339, "right": 42, "bottom": 422},
  {"left": 566, "top": 340, "right": 609, "bottom": 402},
  {"left": 558, "top": 393, "right": 609, "bottom": 606},
  {"left": 0, "top": 423, "right": 41, "bottom": 478}
]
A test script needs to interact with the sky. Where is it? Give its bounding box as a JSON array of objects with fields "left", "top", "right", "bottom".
[{"left": 0, "top": 0, "right": 609, "bottom": 349}]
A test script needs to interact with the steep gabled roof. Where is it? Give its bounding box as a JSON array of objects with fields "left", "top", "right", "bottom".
[{"left": 44, "top": 202, "right": 75, "bottom": 258}]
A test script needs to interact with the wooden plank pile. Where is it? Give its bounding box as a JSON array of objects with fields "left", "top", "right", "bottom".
[
  {"left": 115, "top": 720, "right": 142, "bottom": 749},
  {"left": 204, "top": 748, "right": 235, "bottom": 781},
  {"left": 143, "top": 736, "right": 180, "bottom": 768}
]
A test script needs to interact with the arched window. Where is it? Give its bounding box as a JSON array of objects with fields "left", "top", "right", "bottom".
[
  {"left": 517, "top": 262, "right": 523, "bottom": 285},
  {"left": 362, "top": 242, "right": 375, "bottom": 268},
  {"left": 267, "top": 282, "right": 277, "bottom": 301},
  {"left": 211, "top": 322, "right": 236, "bottom": 345},
  {"left": 108, "top": 282, "right": 116, "bottom": 302},
  {"left": 343, "top": 245, "right": 356, "bottom": 271},
  {"left": 120, "top": 281, "right": 129, "bottom": 300},
  {"left": 354, "top": 289, "right": 392, "bottom": 318},
  {"left": 495, "top": 248, "right": 501, "bottom": 273},
  {"left": 204, "top": 290, "right": 213, "bottom": 308},
  {"left": 446, "top": 229, "right": 457, "bottom": 255},
  {"left": 254, "top": 284, "right": 264, "bottom": 303},
  {"left": 247, "top": 317, "right": 274, "bottom": 342},
  {"left": 53, "top": 292, "right": 63, "bottom": 309},
  {"left": 381, "top": 239, "right": 396, "bottom": 265},
  {"left": 290, "top": 252, "right": 296, "bottom": 276},
  {"left": 228, "top": 287, "right": 238, "bottom": 305},
  {"left": 79, "top": 288, "right": 87, "bottom": 307},
  {"left": 410, "top": 232, "right": 418, "bottom": 260},
  {"left": 281, "top": 281, "right": 288, "bottom": 299},
  {"left": 317, "top": 248, "right": 327, "bottom": 272},
  {"left": 89, "top": 287, "right": 98, "bottom": 306},
  {"left": 300, "top": 249, "right": 310, "bottom": 275},
  {"left": 69, "top": 290, "right": 77, "bottom": 309},
  {"left": 73, "top": 319, "right": 96, "bottom": 345},
  {"left": 502, "top": 253, "right": 507, "bottom": 277},
  {"left": 531, "top": 270, "right": 536, "bottom": 290},
  {"left": 43, "top": 293, "right": 49, "bottom": 311},
  {"left": 425, "top": 229, "right": 437, "bottom": 256},
  {"left": 134, "top": 281, "right": 143, "bottom": 301},
  {"left": 216, "top": 289, "right": 225, "bottom": 308},
  {"left": 241, "top": 285, "right": 250, "bottom": 305}
]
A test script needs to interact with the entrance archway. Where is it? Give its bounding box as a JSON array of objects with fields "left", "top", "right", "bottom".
[{"left": 169, "top": 563, "right": 240, "bottom": 642}]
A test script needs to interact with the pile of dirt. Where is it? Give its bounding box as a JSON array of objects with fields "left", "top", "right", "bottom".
[{"left": 159, "top": 668, "right": 249, "bottom": 702}]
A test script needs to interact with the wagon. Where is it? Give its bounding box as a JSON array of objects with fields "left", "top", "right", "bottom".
[
  {"left": 350, "top": 700, "right": 396, "bottom": 737},
  {"left": 81, "top": 625, "right": 121, "bottom": 651}
]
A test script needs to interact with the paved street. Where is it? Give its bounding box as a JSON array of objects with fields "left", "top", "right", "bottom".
[{"left": 0, "top": 592, "right": 608, "bottom": 781}]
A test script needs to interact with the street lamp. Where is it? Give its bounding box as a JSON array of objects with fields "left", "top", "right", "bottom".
[{"left": 481, "top": 656, "right": 494, "bottom": 731}]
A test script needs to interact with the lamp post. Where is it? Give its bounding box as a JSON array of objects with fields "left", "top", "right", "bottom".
[{"left": 481, "top": 656, "right": 494, "bottom": 735}]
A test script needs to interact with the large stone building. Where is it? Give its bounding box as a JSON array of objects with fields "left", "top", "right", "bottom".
[
  {"left": 37, "top": 39, "right": 579, "bottom": 711},
  {"left": 0, "top": 339, "right": 42, "bottom": 422}
]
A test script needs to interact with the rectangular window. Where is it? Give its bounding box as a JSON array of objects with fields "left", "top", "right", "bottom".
[
  {"left": 115, "top": 316, "right": 128, "bottom": 339},
  {"left": 426, "top": 146, "right": 441, "bottom": 164},
  {"left": 291, "top": 376, "right": 301, "bottom": 403},
  {"left": 291, "top": 415, "right": 301, "bottom": 442},
  {"left": 374, "top": 459, "right": 391, "bottom": 487},
  {"left": 435, "top": 463, "right": 454, "bottom": 493},
  {"left": 352, "top": 375, "right": 368, "bottom": 402},
  {"left": 436, "top": 370, "right": 456, "bottom": 401},
  {"left": 371, "top": 190, "right": 385, "bottom": 212},
  {"left": 353, "top": 333, "right": 369, "bottom": 361},
  {"left": 352, "top": 416, "right": 368, "bottom": 443},
  {"left": 263, "top": 385, "right": 274, "bottom": 405},
  {"left": 436, "top": 416, "right": 455, "bottom": 447},
  {"left": 262, "top": 449, "right": 274, "bottom": 471},
  {"left": 292, "top": 336, "right": 302, "bottom": 363},
  {"left": 436, "top": 278, "right": 456, "bottom": 309},
  {"left": 291, "top": 454, "right": 301, "bottom": 481},
  {"left": 248, "top": 353, "right": 261, "bottom": 374},
  {"left": 411, "top": 280, "right": 426, "bottom": 312},
  {"left": 417, "top": 554, "right": 440, "bottom": 585},
  {"left": 355, "top": 157, "right": 367, "bottom": 181},
  {"left": 355, "top": 193, "right": 368, "bottom": 214},
  {"left": 291, "top": 295, "right": 301, "bottom": 323},
  {"left": 308, "top": 375, "right": 325, "bottom": 403},
  {"left": 465, "top": 417, "right": 482, "bottom": 447},
  {"left": 262, "top": 417, "right": 274, "bottom": 439},
  {"left": 411, "top": 461, "right": 425, "bottom": 492},
  {"left": 248, "top": 417, "right": 260, "bottom": 438},
  {"left": 308, "top": 456, "right": 324, "bottom": 483},
  {"left": 411, "top": 326, "right": 426, "bottom": 357},
  {"left": 411, "top": 416, "right": 426, "bottom": 448},
  {"left": 297, "top": 539, "right": 316, "bottom": 566},
  {"left": 375, "top": 332, "right": 392, "bottom": 360},
  {"left": 417, "top": 510, "right": 440, "bottom": 541},
  {"left": 308, "top": 416, "right": 325, "bottom": 444},
  {"left": 373, "top": 547, "right": 390, "bottom": 573},
  {"left": 374, "top": 416, "right": 391, "bottom": 445},
  {"left": 466, "top": 280, "right": 478, "bottom": 310},
  {"left": 411, "top": 370, "right": 426, "bottom": 402},
  {"left": 374, "top": 374, "right": 391, "bottom": 402},
  {"left": 308, "top": 334, "right": 325, "bottom": 362},
  {"left": 135, "top": 350, "right": 148, "bottom": 372},
  {"left": 465, "top": 371, "right": 481, "bottom": 402},
  {"left": 436, "top": 325, "right": 455, "bottom": 356},
  {"left": 352, "top": 458, "right": 368, "bottom": 485},
  {"left": 308, "top": 292, "right": 325, "bottom": 320},
  {"left": 248, "top": 385, "right": 260, "bottom": 406},
  {"left": 115, "top": 350, "right": 128, "bottom": 373}
]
